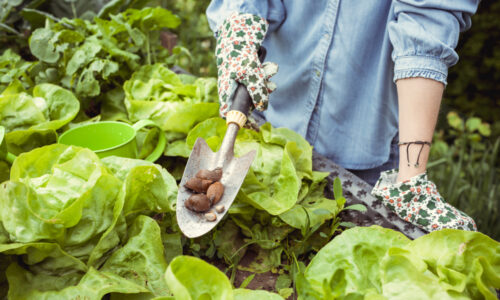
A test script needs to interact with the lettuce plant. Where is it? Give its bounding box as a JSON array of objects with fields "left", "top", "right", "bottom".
[
  {"left": 298, "top": 226, "right": 500, "bottom": 299},
  {"left": 124, "top": 63, "right": 219, "bottom": 134},
  {"left": 184, "top": 118, "right": 345, "bottom": 273},
  {"left": 0, "top": 81, "right": 79, "bottom": 155},
  {"left": 0, "top": 144, "right": 177, "bottom": 299},
  {"left": 165, "top": 255, "right": 284, "bottom": 300}
]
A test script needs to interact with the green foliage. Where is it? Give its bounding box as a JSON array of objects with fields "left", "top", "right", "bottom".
[
  {"left": 0, "top": 145, "right": 178, "bottom": 298},
  {"left": 0, "top": 0, "right": 166, "bottom": 53},
  {"left": 7, "top": 266, "right": 149, "bottom": 299},
  {"left": 178, "top": 118, "right": 345, "bottom": 290},
  {"left": 0, "top": 0, "right": 47, "bottom": 53},
  {"left": 102, "top": 215, "right": 170, "bottom": 296},
  {"left": 429, "top": 112, "right": 500, "bottom": 240},
  {"left": 0, "top": 82, "right": 80, "bottom": 155},
  {"left": 298, "top": 226, "right": 500, "bottom": 299},
  {"left": 0, "top": 43, "right": 346, "bottom": 296},
  {"left": 186, "top": 118, "right": 344, "bottom": 227},
  {"left": 98, "top": 0, "right": 162, "bottom": 19},
  {"left": 25, "top": 7, "right": 180, "bottom": 111},
  {"left": 0, "top": 49, "right": 33, "bottom": 91},
  {"left": 165, "top": 256, "right": 284, "bottom": 299},
  {"left": 1, "top": 2, "right": 191, "bottom": 119},
  {"left": 123, "top": 63, "right": 219, "bottom": 139},
  {"left": 165, "top": 255, "right": 234, "bottom": 299},
  {"left": 1, "top": 2, "right": 498, "bottom": 298},
  {"left": 168, "top": 0, "right": 216, "bottom": 77},
  {"left": 444, "top": 1, "right": 500, "bottom": 124}
]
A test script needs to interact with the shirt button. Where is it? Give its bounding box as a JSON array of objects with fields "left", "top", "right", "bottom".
[
  {"left": 315, "top": 70, "right": 321, "bottom": 77},
  {"left": 323, "top": 33, "right": 330, "bottom": 39}
]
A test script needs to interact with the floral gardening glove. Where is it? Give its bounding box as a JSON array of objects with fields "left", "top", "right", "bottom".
[
  {"left": 372, "top": 169, "right": 477, "bottom": 232},
  {"left": 215, "top": 12, "right": 278, "bottom": 116}
]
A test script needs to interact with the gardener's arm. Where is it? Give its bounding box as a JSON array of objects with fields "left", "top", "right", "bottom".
[
  {"left": 388, "top": 0, "right": 479, "bottom": 181},
  {"left": 369, "top": 0, "right": 480, "bottom": 232},
  {"left": 396, "top": 77, "right": 444, "bottom": 182},
  {"left": 207, "top": 1, "right": 284, "bottom": 116},
  {"left": 373, "top": 76, "right": 477, "bottom": 232}
]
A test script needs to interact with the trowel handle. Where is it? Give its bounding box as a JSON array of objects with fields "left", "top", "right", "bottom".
[{"left": 226, "top": 47, "right": 267, "bottom": 128}]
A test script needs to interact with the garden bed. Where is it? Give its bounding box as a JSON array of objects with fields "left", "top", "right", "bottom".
[{"left": 0, "top": 3, "right": 499, "bottom": 299}]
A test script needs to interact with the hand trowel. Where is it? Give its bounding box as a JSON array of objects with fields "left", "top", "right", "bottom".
[{"left": 176, "top": 48, "right": 267, "bottom": 238}]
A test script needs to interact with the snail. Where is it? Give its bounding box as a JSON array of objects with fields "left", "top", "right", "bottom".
[
  {"left": 184, "top": 194, "right": 211, "bottom": 212},
  {"left": 195, "top": 168, "right": 223, "bottom": 182},
  {"left": 185, "top": 177, "right": 212, "bottom": 193},
  {"left": 207, "top": 182, "right": 224, "bottom": 205},
  {"left": 184, "top": 168, "right": 225, "bottom": 215}
]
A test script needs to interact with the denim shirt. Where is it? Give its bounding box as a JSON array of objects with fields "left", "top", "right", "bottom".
[{"left": 206, "top": 0, "right": 479, "bottom": 169}]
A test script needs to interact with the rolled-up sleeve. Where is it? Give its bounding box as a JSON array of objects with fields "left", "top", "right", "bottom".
[
  {"left": 388, "top": 0, "right": 479, "bottom": 85},
  {"left": 206, "top": 0, "right": 286, "bottom": 34}
]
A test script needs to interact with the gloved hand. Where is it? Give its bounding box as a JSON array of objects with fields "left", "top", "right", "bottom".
[
  {"left": 372, "top": 169, "right": 477, "bottom": 232},
  {"left": 215, "top": 12, "right": 278, "bottom": 117}
]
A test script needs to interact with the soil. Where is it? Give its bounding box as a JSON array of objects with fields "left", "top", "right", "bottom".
[
  {"left": 209, "top": 257, "right": 277, "bottom": 291},
  {"left": 209, "top": 251, "right": 287, "bottom": 297}
]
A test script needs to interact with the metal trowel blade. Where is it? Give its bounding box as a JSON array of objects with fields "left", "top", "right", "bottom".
[{"left": 176, "top": 137, "right": 256, "bottom": 238}]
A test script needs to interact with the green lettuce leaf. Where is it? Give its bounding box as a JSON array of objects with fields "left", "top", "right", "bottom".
[
  {"left": 165, "top": 256, "right": 233, "bottom": 300},
  {"left": 0, "top": 125, "right": 9, "bottom": 182},
  {"left": 122, "top": 7, "right": 181, "bottom": 31},
  {"left": 259, "top": 123, "right": 313, "bottom": 180},
  {"left": 3, "top": 128, "right": 57, "bottom": 156},
  {"left": 100, "top": 87, "right": 129, "bottom": 121},
  {"left": 0, "top": 49, "right": 33, "bottom": 93},
  {"left": 187, "top": 119, "right": 320, "bottom": 216},
  {"left": 0, "top": 83, "right": 79, "bottom": 154},
  {"left": 103, "top": 215, "right": 169, "bottom": 297},
  {"left": 1, "top": 144, "right": 122, "bottom": 266},
  {"left": 6, "top": 263, "right": 148, "bottom": 300},
  {"left": 185, "top": 118, "right": 344, "bottom": 273},
  {"left": 381, "top": 229, "right": 500, "bottom": 299},
  {"left": 30, "top": 84, "right": 80, "bottom": 130},
  {"left": 164, "top": 139, "right": 191, "bottom": 158},
  {"left": 298, "top": 226, "right": 500, "bottom": 299},
  {"left": 124, "top": 64, "right": 219, "bottom": 134},
  {"left": 164, "top": 256, "right": 285, "bottom": 299},
  {"left": 162, "top": 232, "right": 183, "bottom": 265},
  {"left": 89, "top": 156, "right": 179, "bottom": 268},
  {"left": 185, "top": 117, "right": 226, "bottom": 151},
  {"left": 0, "top": 143, "right": 180, "bottom": 297},
  {"left": 278, "top": 171, "right": 340, "bottom": 233},
  {"left": 0, "top": 242, "right": 87, "bottom": 274},
  {"left": 29, "top": 27, "right": 61, "bottom": 64},
  {"left": 102, "top": 156, "right": 178, "bottom": 212},
  {"left": 86, "top": 179, "right": 127, "bottom": 268},
  {"left": 2, "top": 144, "right": 125, "bottom": 269},
  {"left": 299, "top": 226, "right": 410, "bottom": 299},
  {"left": 0, "top": 90, "right": 49, "bottom": 132},
  {"left": 88, "top": 156, "right": 178, "bottom": 268}
]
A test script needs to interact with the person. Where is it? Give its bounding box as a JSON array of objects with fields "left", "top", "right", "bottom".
[{"left": 206, "top": 0, "right": 480, "bottom": 233}]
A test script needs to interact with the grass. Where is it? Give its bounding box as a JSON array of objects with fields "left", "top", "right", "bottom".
[{"left": 428, "top": 113, "right": 500, "bottom": 241}]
